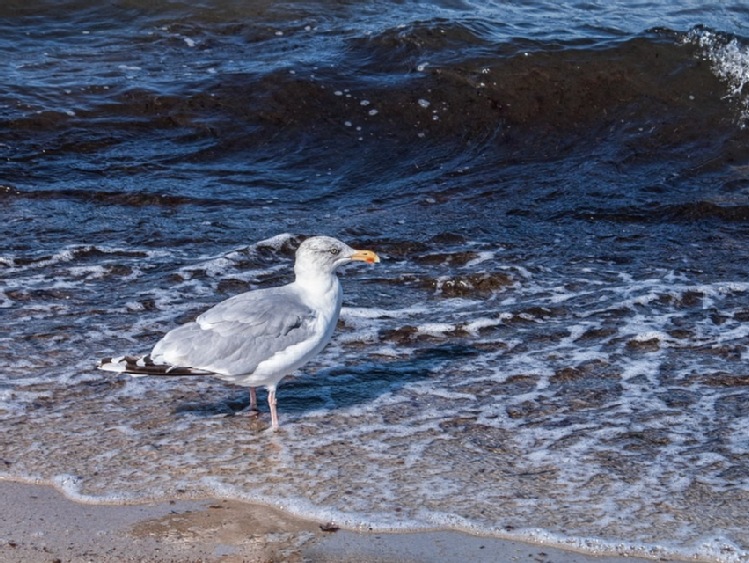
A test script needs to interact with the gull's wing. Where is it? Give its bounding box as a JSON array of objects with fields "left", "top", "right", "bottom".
[{"left": 151, "top": 286, "right": 318, "bottom": 376}]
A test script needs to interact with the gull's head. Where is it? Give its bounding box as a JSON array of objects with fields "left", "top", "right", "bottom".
[{"left": 294, "top": 235, "right": 380, "bottom": 277}]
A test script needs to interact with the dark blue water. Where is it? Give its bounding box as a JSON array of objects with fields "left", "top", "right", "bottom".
[{"left": 3, "top": 1, "right": 749, "bottom": 561}]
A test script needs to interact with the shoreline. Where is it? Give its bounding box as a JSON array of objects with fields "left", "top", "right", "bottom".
[{"left": 0, "top": 479, "right": 688, "bottom": 563}]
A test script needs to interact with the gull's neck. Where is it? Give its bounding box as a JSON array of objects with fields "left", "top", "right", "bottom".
[{"left": 293, "top": 268, "right": 341, "bottom": 308}]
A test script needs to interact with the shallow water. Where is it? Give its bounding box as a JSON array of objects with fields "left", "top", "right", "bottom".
[{"left": 3, "top": 1, "right": 749, "bottom": 561}]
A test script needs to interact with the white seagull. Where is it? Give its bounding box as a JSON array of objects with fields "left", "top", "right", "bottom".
[{"left": 99, "top": 236, "right": 380, "bottom": 429}]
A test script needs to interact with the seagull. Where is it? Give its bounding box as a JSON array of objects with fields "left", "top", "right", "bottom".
[{"left": 99, "top": 236, "right": 380, "bottom": 429}]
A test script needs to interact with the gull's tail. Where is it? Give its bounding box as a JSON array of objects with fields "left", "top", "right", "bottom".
[{"left": 98, "top": 355, "right": 212, "bottom": 377}]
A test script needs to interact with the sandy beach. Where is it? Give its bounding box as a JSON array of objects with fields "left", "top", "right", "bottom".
[{"left": 0, "top": 479, "right": 684, "bottom": 563}]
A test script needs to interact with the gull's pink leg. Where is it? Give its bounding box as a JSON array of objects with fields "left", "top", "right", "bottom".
[
  {"left": 268, "top": 387, "right": 279, "bottom": 430},
  {"left": 249, "top": 387, "right": 258, "bottom": 411}
]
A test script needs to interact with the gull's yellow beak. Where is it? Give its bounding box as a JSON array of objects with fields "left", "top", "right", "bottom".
[{"left": 351, "top": 249, "right": 380, "bottom": 264}]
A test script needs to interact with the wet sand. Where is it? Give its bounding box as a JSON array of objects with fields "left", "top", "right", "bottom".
[{"left": 0, "top": 479, "right": 685, "bottom": 563}]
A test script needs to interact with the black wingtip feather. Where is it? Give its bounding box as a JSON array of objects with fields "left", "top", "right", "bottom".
[{"left": 99, "top": 355, "right": 211, "bottom": 376}]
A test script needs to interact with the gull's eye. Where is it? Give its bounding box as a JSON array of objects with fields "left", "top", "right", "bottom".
[{"left": 329, "top": 248, "right": 340, "bottom": 256}]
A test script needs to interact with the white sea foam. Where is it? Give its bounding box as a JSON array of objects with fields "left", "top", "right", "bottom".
[
  {"left": 4, "top": 237, "right": 749, "bottom": 563},
  {"left": 415, "top": 322, "right": 457, "bottom": 336},
  {"left": 685, "top": 28, "right": 749, "bottom": 122},
  {"left": 463, "top": 250, "right": 497, "bottom": 267}
]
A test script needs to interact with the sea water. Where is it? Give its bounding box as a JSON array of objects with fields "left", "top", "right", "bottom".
[{"left": 3, "top": 1, "right": 749, "bottom": 561}]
